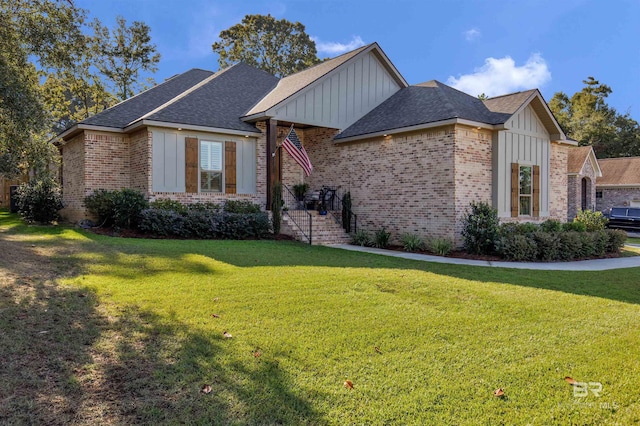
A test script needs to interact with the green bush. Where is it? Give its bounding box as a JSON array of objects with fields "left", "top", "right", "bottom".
[
  {"left": 605, "top": 229, "right": 627, "bottom": 253},
  {"left": 373, "top": 227, "right": 391, "bottom": 249},
  {"left": 578, "top": 233, "right": 596, "bottom": 258},
  {"left": 187, "top": 202, "right": 221, "bottom": 212},
  {"left": 150, "top": 198, "right": 187, "bottom": 214},
  {"left": 592, "top": 230, "right": 609, "bottom": 257},
  {"left": 461, "top": 201, "right": 500, "bottom": 255},
  {"left": 514, "top": 222, "right": 539, "bottom": 235},
  {"left": 83, "top": 189, "right": 115, "bottom": 225},
  {"left": 540, "top": 219, "right": 562, "bottom": 233},
  {"left": 400, "top": 233, "right": 424, "bottom": 252},
  {"left": 575, "top": 209, "right": 608, "bottom": 231},
  {"left": 224, "top": 200, "right": 261, "bottom": 214},
  {"left": 352, "top": 230, "right": 371, "bottom": 247},
  {"left": 138, "top": 208, "right": 270, "bottom": 239},
  {"left": 562, "top": 220, "right": 587, "bottom": 232},
  {"left": 428, "top": 237, "right": 453, "bottom": 256},
  {"left": 84, "top": 188, "right": 148, "bottom": 228},
  {"left": 558, "top": 232, "right": 582, "bottom": 261},
  {"left": 111, "top": 189, "right": 149, "bottom": 228},
  {"left": 532, "top": 231, "right": 561, "bottom": 261},
  {"left": 497, "top": 234, "right": 538, "bottom": 261},
  {"left": 15, "top": 177, "right": 63, "bottom": 224}
]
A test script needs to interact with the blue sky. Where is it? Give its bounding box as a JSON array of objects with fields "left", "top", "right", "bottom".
[{"left": 76, "top": 0, "right": 640, "bottom": 118}]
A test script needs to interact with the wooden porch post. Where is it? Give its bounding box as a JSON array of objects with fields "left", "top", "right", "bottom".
[{"left": 266, "top": 118, "right": 278, "bottom": 209}]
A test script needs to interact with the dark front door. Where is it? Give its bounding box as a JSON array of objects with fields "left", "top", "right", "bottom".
[{"left": 581, "top": 178, "right": 588, "bottom": 211}]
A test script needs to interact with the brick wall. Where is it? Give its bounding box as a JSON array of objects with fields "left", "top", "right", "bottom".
[
  {"left": 304, "top": 125, "right": 459, "bottom": 243},
  {"left": 596, "top": 187, "right": 640, "bottom": 212},
  {"left": 59, "top": 133, "right": 86, "bottom": 222},
  {"left": 84, "top": 131, "right": 130, "bottom": 193},
  {"left": 568, "top": 157, "right": 597, "bottom": 220},
  {"left": 549, "top": 142, "right": 568, "bottom": 221},
  {"left": 130, "top": 129, "right": 151, "bottom": 195},
  {"left": 453, "top": 125, "right": 493, "bottom": 240}
]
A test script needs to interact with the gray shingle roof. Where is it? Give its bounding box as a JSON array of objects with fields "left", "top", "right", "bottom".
[
  {"left": 336, "top": 80, "right": 518, "bottom": 140},
  {"left": 81, "top": 69, "right": 214, "bottom": 128},
  {"left": 146, "top": 63, "right": 278, "bottom": 132}
]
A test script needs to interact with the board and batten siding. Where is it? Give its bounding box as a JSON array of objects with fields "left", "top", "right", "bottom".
[
  {"left": 151, "top": 128, "right": 257, "bottom": 194},
  {"left": 273, "top": 52, "right": 401, "bottom": 130},
  {"left": 493, "top": 105, "right": 551, "bottom": 217}
]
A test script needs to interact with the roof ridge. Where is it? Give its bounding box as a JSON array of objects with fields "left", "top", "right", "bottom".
[
  {"left": 486, "top": 88, "right": 537, "bottom": 101},
  {"left": 279, "top": 42, "right": 374, "bottom": 80},
  {"left": 132, "top": 65, "right": 238, "bottom": 125}
]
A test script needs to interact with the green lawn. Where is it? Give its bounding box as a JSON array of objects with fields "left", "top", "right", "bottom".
[{"left": 1, "top": 210, "right": 639, "bottom": 424}]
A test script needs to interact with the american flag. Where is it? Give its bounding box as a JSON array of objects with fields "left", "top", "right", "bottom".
[{"left": 282, "top": 126, "right": 313, "bottom": 176}]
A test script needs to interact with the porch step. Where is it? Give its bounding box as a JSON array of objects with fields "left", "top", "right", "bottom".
[{"left": 281, "top": 211, "right": 351, "bottom": 245}]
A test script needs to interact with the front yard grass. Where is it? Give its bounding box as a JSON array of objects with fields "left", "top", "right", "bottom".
[{"left": 1, "top": 210, "right": 639, "bottom": 424}]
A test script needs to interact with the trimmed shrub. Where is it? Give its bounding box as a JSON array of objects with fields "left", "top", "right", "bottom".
[
  {"left": 352, "top": 230, "right": 371, "bottom": 247},
  {"left": 428, "top": 237, "right": 453, "bottom": 256},
  {"left": 514, "top": 222, "right": 539, "bottom": 235},
  {"left": 532, "top": 231, "right": 561, "bottom": 261},
  {"left": 605, "top": 229, "right": 627, "bottom": 253},
  {"left": 540, "top": 219, "right": 562, "bottom": 233},
  {"left": 84, "top": 189, "right": 115, "bottom": 226},
  {"left": 592, "top": 230, "right": 609, "bottom": 257},
  {"left": 575, "top": 209, "right": 608, "bottom": 231},
  {"left": 558, "top": 232, "right": 582, "bottom": 261},
  {"left": 224, "top": 200, "right": 261, "bottom": 214},
  {"left": 110, "top": 189, "right": 148, "bottom": 228},
  {"left": 400, "top": 233, "right": 424, "bottom": 252},
  {"left": 150, "top": 198, "right": 187, "bottom": 214},
  {"left": 497, "top": 234, "right": 538, "bottom": 261},
  {"left": 373, "top": 227, "right": 391, "bottom": 249},
  {"left": 84, "top": 188, "right": 148, "bottom": 228},
  {"left": 562, "top": 220, "right": 587, "bottom": 232},
  {"left": 461, "top": 201, "right": 500, "bottom": 255},
  {"left": 138, "top": 209, "right": 185, "bottom": 237},
  {"left": 187, "top": 202, "right": 221, "bottom": 212},
  {"left": 578, "top": 232, "right": 596, "bottom": 258},
  {"left": 15, "top": 178, "right": 63, "bottom": 224}
]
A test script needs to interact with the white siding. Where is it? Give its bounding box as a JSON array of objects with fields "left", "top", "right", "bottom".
[
  {"left": 273, "top": 52, "right": 401, "bottom": 129},
  {"left": 151, "top": 128, "right": 257, "bottom": 194},
  {"left": 494, "top": 105, "right": 551, "bottom": 217}
]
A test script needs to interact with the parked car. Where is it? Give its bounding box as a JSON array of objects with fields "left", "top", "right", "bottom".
[{"left": 606, "top": 207, "right": 640, "bottom": 230}]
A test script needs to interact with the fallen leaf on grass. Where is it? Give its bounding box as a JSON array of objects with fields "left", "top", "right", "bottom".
[
  {"left": 223, "top": 331, "right": 233, "bottom": 339},
  {"left": 374, "top": 346, "right": 382, "bottom": 354},
  {"left": 344, "top": 380, "right": 354, "bottom": 390},
  {"left": 253, "top": 351, "right": 261, "bottom": 358},
  {"left": 213, "top": 298, "right": 219, "bottom": 302},
  {"left": 564, "top": 376, "right": 577, "bottom": 385},
  {"left": 201, "top": 384, "right": 212, "bottom": 394},
  {"left": 493, "top": 388, "right": 505, "bottom": 398},
  {"left": 211, "top": 314, "right": 220, "bottom": 318}
]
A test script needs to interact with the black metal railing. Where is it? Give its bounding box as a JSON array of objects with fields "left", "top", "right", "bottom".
[
  {"left": 320, "top": 186, "right": 357, "bottom": 234},
  {"left": 282, "top": 184, "right": 312, "bottom": 244}
]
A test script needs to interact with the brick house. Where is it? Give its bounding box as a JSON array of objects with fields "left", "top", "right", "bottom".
[
  {"left": 567, "top": 145, "right": 601, "bottom": 220},
  {"left": 54, "top": 42, "right": 575, "bottom": 244},
  {"left": 595, "top": 157, "right": 640, "bottom": 211}
]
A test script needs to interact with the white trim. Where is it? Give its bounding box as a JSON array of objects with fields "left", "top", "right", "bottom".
[{"left": 333, "top": 118, "right": 497, "bottom": 143}]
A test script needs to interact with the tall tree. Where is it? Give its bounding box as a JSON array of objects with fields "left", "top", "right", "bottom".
[
  {"left": 0, "top": 0, "right": 85, "bottom": 177},
  {"left": 212, "top": 14, "right": 320, "bottom": 77},
  {"left": 91, "top": 16, "right": 161, "bottom": 100},
  {"left": 41, "top": 36, "right": 117, "bottom": 134},
  {"left": 549, "top": 77, "right": 640, "bottom": 158}
]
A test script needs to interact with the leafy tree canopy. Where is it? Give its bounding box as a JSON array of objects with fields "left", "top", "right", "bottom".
[
  {"left": 550, "top": 77, "right": 640, "bottom": 158},
  {"left": 212, "top": 14, "right": 320, "bottom": 78},
  {"left": 92, "top": 16, "right": 161, "bottom": 100}
]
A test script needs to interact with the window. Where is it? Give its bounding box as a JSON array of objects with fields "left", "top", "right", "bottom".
[
  {"left": 200, "top": 141, "right": 222, "bottom": 192},
  {"left": 596, "top": 191, "right": 602, "bottom": 199},
  {"left": 519, "top": 165, "right": 532, "bottom": 215}
]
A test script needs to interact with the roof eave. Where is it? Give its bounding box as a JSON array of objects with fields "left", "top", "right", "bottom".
[
  {"left": 596, "top": 183, "right": 640, "bottom": 188},
  {"left": 129, "top": 119, "right": 262, "bottom": 137},
  {"left": 335, "top": 118, "right": 496, "bottom": 144},
  {"left": 53, "top": 123, "right": 125, "bottom": 145}
]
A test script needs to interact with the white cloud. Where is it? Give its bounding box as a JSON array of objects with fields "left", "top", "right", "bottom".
[
  {"left": 464, "top": 28, "right": 481, "bottom": 41},
  {"left": 447, "top": 53, "right": 551, "bottom": 97},
  {"left": 313, "top": 35, "right": 365, "bottom": 56}
]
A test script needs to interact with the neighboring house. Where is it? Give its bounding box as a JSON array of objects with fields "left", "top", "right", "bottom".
[
  {"left": 0, "top": 176, "right": 27, "bottom": 210},
  {"left": 567, "top": 145, "right": 602, "bottom": 220},
  {"left": 595, "top": 157, "right": 640, "bottom": 212},
  {"left": 54, "top": 42, "right": 574, "bottom": 244}
]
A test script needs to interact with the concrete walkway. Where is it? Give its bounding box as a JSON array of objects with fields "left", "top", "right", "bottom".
[{"left": 331, "top": 244, "right": 640, "bottom": 271}]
